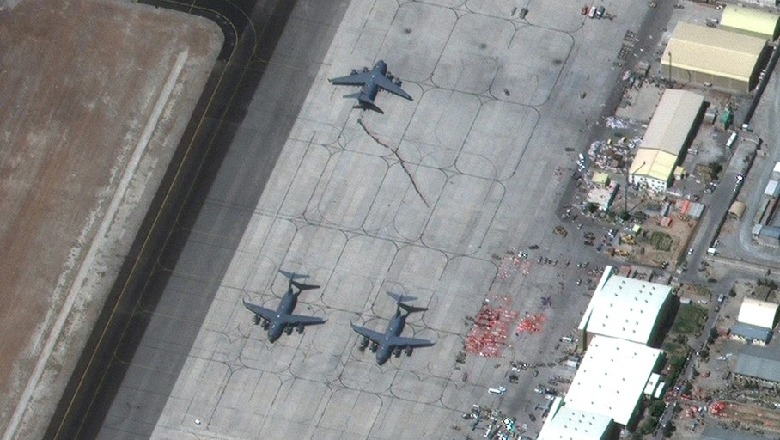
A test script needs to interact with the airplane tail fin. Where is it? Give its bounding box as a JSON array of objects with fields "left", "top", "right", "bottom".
[
  {"left": 290, "top": 279, "right": 320, "bottom": 292},
  {"left": 398, "top": 302, "right": 428, "bottom": 315},
  {"left": 387, "top": 291, "right": 417, "bottom": 304},
  {"left": 345, "top": 93, "right": 383, "bottom": 114},
  {"left": 279, "top": 270, "right": 319, "bottom": 293}
]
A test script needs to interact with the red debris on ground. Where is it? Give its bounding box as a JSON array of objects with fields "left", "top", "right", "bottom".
[
  {"left": 465, "top": 297, "right": 519, "bottom": 357},
  {"left": 515, "top": 313, "right": 547, "bottom": 334},
  {"left": 710, "top": 401, "right": 727, "bottom": 416},
  {"left": 498, "top": 254, "right": 527, "bottom": 279}
]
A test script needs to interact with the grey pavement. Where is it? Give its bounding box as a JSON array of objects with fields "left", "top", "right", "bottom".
[{"left": 96, "top": 0, "right": 660, "bottom": 439}]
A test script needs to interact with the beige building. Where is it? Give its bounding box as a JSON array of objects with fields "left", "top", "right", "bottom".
[
  {"left": 630, "top": 89, "right": 704, "bottom": 191},
  {"left": 720, "top": 5, "right": 780, "bottom": 40},
  {"left": 661, "top": 22, "right": 768, "bottom": 93}
]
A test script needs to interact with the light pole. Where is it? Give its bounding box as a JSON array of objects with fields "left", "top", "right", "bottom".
[
  {"left": 667, "top": 51, "right": 673, "bottom": 85},
  {"left": 625, "top": 160, "right": 646, "bottom": 214}
]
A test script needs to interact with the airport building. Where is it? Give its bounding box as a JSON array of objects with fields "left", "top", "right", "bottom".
[
  {"left": 730, "top": 322, "right": 772, "bottom": 345},
  {"left": 539, "top": 269, "right": 670, "bottom": 437},
  {"left": 734, "top": 344, "right": 780, "bottom": 388},
  {"left": 538, "top": 398, "right": 615, "bottom": 440},
  {"left": 661, "top": 22, "right": 768, "bottom": 93},
  {"left": 629, "top": 89, "right": 704, "bottom": 192},
  {"left": 562, "top": 336, "right": 664, "bottom": 427},
  {"left": 730, "top": 298, "right": 778, "bottom": 344},
  {"left": 578, "top": 266, "right": 673, "bottom": 347},
  {"left": 720, "top": 5, "right": 780, "bottom": 41},
  {"left": 737, "top": 297, "right": 779, "bottom": 328}
]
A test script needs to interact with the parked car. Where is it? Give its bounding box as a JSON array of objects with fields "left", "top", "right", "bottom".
[{"left": 488, "top": 386, "right": 506, "bottom": 395}]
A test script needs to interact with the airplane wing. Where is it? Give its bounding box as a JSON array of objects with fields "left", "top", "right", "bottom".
[
  {"left": 279, "top": 314, "right": 326, "bottom": 326},
  {"left": 386, "top": 335, "right": 435, "bottom": 348},
  {"left": 329, "top": 71, "right": 371, "bottom": 86},
  {"left": 243, "top": 300, "right": 276, "bottom": 322},
  {"left": 350, "top": 323, "right": 385, "bottom": 344},
  {"left": 374, "top": 75, "right": 412, "bottom": 100}
]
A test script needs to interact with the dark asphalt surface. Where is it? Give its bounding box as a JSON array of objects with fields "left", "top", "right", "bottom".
[{"left": 45, "top": 0, "right": 348, "bottom": 438}]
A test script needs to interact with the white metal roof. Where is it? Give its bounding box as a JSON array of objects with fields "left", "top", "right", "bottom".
[
  {"left": 538, "top": 399, "right": 612, "bottom": 440},
  {"left": 564, "top": 336, "right": 663, "bottom": 426},
  {"left": 737, "top": 298, "right": 779, "bottom": 329},
  {"left": 578, "top": 267, "right": 672, "bottom": 344},
  {"left": 765, "top": 180, "right": 779, "bottom": 197}
]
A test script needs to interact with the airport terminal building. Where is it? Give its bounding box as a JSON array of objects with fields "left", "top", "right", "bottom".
[{"left": 661, "top": 22, "right": 768, "bottom": 93}]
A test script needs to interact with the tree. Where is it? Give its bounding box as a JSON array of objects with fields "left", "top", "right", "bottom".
[
  {"left": 708, "top": 161, "right": 723, "bottom": 179},
  {"left": 650, "top": 400, "right": 666, "bottom": 418}
]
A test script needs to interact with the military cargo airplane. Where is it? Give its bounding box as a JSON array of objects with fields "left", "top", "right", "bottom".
[
  {"left": 351, "top": 292, "right": 435, "bottom": 365},
  {"left": 243, "top": 271, "right": 326, "bottom": 342},
  {"left": 329, "top": 60, "right": 412, "bottom": 113}
]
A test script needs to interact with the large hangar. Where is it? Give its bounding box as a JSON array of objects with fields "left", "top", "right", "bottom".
[
  {"left": 629, "top": 89, "right": 704, "bottom": 192},
  {"left": 578, "top": 266, "right": 672, "bottom": 347},
  {"left": 720, "top": 5, "right": 780, "bottom": 41},
  {"left": 563, "top": 336, "right": 664, "bottom": 427},
  {"left": 661, "top": 22, "right": 768, "bottom": 93}
]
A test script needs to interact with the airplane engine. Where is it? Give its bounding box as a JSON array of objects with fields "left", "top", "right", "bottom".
[
  {"left": 369, "top": 342, "right": 378, "bottom": 352},
  {"left": 261, "top": 320, "right": 270, "bottom": 330},
  {"left": 359, "top": 337, "right": 369, "bottom": 351},
  {"left": 284, "top": 326, "right": 293, "bottom": 335},
  {"left": 405, "top": 347, "right": 413, "bottom": 357},
  {"left": 296, "top": 323, "right": 304, "bottom": 334},
  {"left": 350, "top": 69, "right": 357, "bottom": 75},
  {"left": 393, "top": 79, "right": 402, "bottom": 87},
  {"left": 252, "top": 315, "right": 261, "bottom": 326},
  {"left": 393, "top": 347, "right": 402, "bottom": 358},
  {"left": 362, "top": 66, "right": 369, "bottom": 72}
]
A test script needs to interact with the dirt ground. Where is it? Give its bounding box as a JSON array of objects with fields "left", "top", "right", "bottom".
[{"left": 0, "top": 0, "right": 221, "bottom": 436}]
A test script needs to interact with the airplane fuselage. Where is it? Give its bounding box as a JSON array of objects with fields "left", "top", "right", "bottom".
[
  {"left": 376, "top": 311, "right": 406, "bottom": 365},
  {"left": 268, "top": 289, "right": 296, "bottom": 342},
  {"left": 357, "top": 61, "right": 388, "bottom": 105}
]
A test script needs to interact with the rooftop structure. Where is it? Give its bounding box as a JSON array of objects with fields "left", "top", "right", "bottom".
[
  {"left": 579, "top": 266, "right": 672, "bottom": 345},
  {"left": 661, "top": 22, "right": 767, "bottom": 93},
  {"left": 728, "top": 200, "right": 746, "bottom": 219},
  {"left": 638, "top": 89, "right": 704, "bottom": 156},
  {"left": 720, "top": 5, "right": 780, "bottom": 40},
  {"left": 734, "top": 344, "right": 780, "bottom": 383},
  {"left": 730, "top": 322, "right": 773, "bottom": 345},
  {"left": 587, "top": 181, "right": 619, "bottom": 211},
  {"left": 630, "top": 149, "right": 678, "bottom": 192},
  {"left": 737, "top": 297, "right": 779, "bottom": 329},
  {"left": 629, "top": 90, "right": 704, "bottom": 191},
  {"left": 765, "top": 180, "right": 779, "bottom": 197},
  {"left": 703, "top": 425, "right": 775, "bottom": 440},
  {"left": 538, "top": 398, "right": 613, "bottom": 440},
  {"left": 773, "top": 161, "right": 780, "bottom": 180},
  {"left": 564, "top": 336, "right": 663, "bottom": 426}
]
